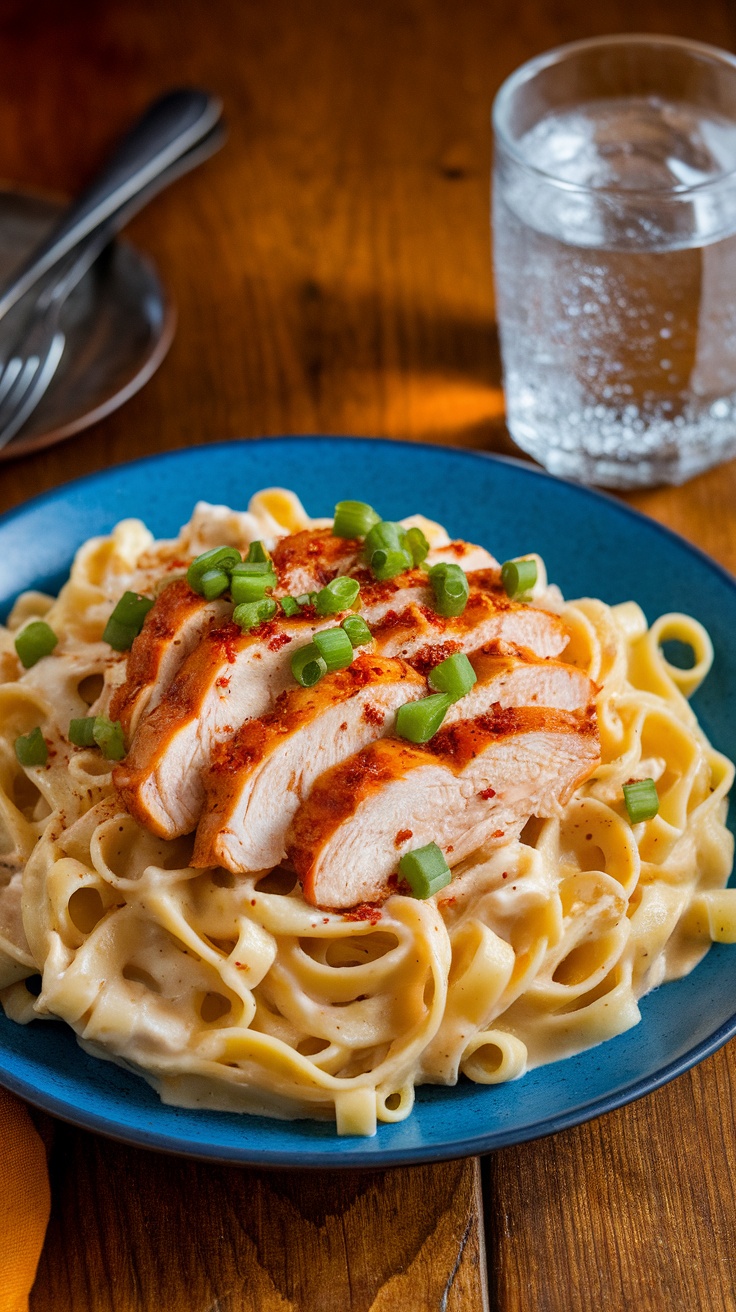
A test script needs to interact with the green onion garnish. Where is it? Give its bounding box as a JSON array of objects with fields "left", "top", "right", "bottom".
[
  {"left": 15, "top": 727, "right": 47, "bottom": 767},
  {"left": 296, "top": 593, "right": 313, "bottom": 607},
  {"left": 372, "top": 548, "right": 412, "bottom": 580},
  {"left": 291, "top": 642, "right": 328, "bottom": 687},
  {"left": 342, "top": 615, "right": 372, "bottom": 647},
  {"left": 395, "top": 692, "right": 452, "bottom": 743},
  {"left": 280, "top": 596, "right": 301, "bottom": 617},
  {"left": 406, "top": 526, "right": 429, "bottom": 565},
  {"left": 230, "top": 561, "right": 277, "bottom": 604},
  {"left": 247, "top": 540, "right": 270, "bottom": 563},
  {"left": 364, "top": 521, "right": 413, "bottom": 581},
  {"left": 428, "top": 563, "right": 469, "bottom": 618},
  {"left": 333, "top": 500, "right": 381, "bottom": 539},
  {"left": 312, "top": 627, "right": 354, "bottom": 671},
  {"left": 201, "top": 568, "right": 233, "bottom": 601},
  {"left": 69, "top": 717, "right": 97, "bottom": 748},
  {"left": 233, "top": 598, "right": 277, "bottom": 631},
  {"left": 501, "top": 558, "right": 537, "bottom": 599},
  {"left": 92, "top": 717, "right": 125, "bottom": 761},
  {"left": 102, "top": 618, "right": 138, "bottom": 651},
  {"left": 314, "top": 576, "right": 360, "bottom": 615},
  {"left": 102, "top": 592, "right": 154, "bottom": 650},
  {"left": 623, "top": 778, "right": 659, "bottom": 824},
  {"left": 186, "top": 546, "right": 242, "bottom": 595},
  {"left": 428, "top": 652, "right": 476, "bottom": 701},
  {"left": 399, "top": 842, "right": 451, "bottom": 899},
  {"left": 14, "top": 621, "right": 58, "bottom": 669},
  {"left": 69, "top": 716, "right": 125, "bottom": 759}
]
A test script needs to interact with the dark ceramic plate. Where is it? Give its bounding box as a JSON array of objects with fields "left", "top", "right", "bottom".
[{"left": 0, "top": 188, "right": 174, "bottom": 460}]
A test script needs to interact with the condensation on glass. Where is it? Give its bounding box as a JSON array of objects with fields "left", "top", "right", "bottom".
[{"left": 493, "top": 36, "right": 736, "bottom": 488}]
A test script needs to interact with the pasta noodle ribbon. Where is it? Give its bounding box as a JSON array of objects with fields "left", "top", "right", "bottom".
[{"left": 0, "top": 497, "right": 732, "bottom": 1135}]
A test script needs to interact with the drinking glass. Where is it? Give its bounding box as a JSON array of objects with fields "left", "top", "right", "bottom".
[{"left": 492, "top": 35, "right": 736, "bottom": 488}]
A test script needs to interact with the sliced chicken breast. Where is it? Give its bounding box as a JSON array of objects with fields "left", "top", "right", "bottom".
[
  {"left": 446, "top": 643, "right": 595, "bottom": 722},
  {"left": 426, "top": 541, "right": 500, "bottom": 571},
  {"left": 110, "top": 580, "right": 231, "bottom": 738},
  {"left": 193, "top": 642, "right": 593, "bottom": 876},
  {"left": 114, "top": 612, "right": 344, "bottom": 838},
  {"left": 288, "top": 706, "right": 600, "bottom": 908},
  {"left": 373, "top": 591, "right": 567, "bottom": 664},
  {"left": 192, "top": 655, "right": 426, "bottom": 872},
  {"left": 271, "top": 527, "right": 362, "bottom": 595}
]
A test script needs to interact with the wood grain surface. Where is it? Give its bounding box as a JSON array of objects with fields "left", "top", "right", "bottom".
[{"left": 0, "top": 0, "right": 733, "bottom": 1308}]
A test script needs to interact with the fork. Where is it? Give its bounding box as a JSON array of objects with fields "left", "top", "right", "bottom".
[
  {"left": 0, "top": 89, "right": 224, "bottom": 450},
  {"left": 0, "top": 118, "right": 225, "bottom": 451}
]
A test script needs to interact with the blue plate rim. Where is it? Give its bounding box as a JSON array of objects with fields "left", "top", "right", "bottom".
[{"left": 0, "top": 434, "right": 735, "bottom": 1167}]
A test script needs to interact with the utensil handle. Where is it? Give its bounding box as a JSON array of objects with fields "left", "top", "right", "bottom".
[
  {"left": 0, "top": 87, "right": 222, "bottom": 320},
  {"left": 38, "top": 120, "right": 228, "bottom": 310}
]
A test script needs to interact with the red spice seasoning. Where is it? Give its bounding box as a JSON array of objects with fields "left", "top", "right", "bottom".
[
  {"left": 394, "top": 828, "right": 413, "bottom": 848},
  {"left": 209, "top": 621, "right": 242, "bottom": 664},
  {"left": 342, "top": 903, "right": 382, "bottom": 925},
  {"left": 362, "top": 703, "right": 385, "bottom": 727},
  {"left": 268, "top": 632, "right": 293, "bottom": 652}
]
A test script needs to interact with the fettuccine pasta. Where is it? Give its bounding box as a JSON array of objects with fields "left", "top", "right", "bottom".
[{"left": 0, "top": 491, "right": 732, "bottom": 1136}]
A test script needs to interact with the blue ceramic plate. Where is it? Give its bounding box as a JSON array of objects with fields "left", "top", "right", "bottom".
[{"left": 0, "top": 437, "right": 734, "bottom": 1167}]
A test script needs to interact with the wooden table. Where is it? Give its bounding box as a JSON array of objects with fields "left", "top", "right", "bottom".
[{"left": 1, "top": 0, "right": 735, "bottom": 1307}]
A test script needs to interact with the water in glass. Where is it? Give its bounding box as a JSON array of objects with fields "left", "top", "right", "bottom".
[{"left": 494, "top": 95, "right": 736, "bottom": 486}]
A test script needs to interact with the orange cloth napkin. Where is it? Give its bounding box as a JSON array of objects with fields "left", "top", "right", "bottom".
[{"left": 0, "top": 1089, "right": 51, "bottom": 1312}]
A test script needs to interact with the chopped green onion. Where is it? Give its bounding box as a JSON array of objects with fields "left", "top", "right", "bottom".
[
  {"left": 291, "top": 642, "right": 328, "bottom": 687},
  {"left": 14, "top": 621, "right": 58, "bottom": 669},
  {"left": 429, "top": 652, "right": 477, "bottom": 701},
  {"left": 406, "top": 526, "right": 429, "bottom": 565},
  {"left": 314, "top": 576, "right": 361, "bottom": 615},
  {"left": 296, "top": 593, "right": 313, "bottom": 607},
  {"left": 370, "top": 547, "right": 413, "bottom": 581},
  {"left": 364, "top": 521, "right": 412, "bottom": 579},
  {"left": 69, "top": 717, "right": 97, "bottom": 748},
  {"left": 399, "top": 842, "right": 451, "bottom": 899},
  {"left": 101, "top": 618, "right": 138, "bottom": 651},
  {"left": 233, "top": 598, "right": 277, "bottom": 631},
  {"left": 15, "top": 726, "right": 47, "bottom": 767},
  {"left": 342, "top": 615, "right": 373, "bottom": 647},
  {"left": 203, "top": 568, "right": 234, "bottom": 601},
  {"left": 107, "top": 591, "right": 154, "bottom": 629},
  {"left": 92, "top": 717, "right": 125, "bottom": 761},
  {"left": 186, "top": 546, "right": 242, "bottom": 595},
  {"left": 246, "top": 540, "right": 270, "bottom": 563},
  {"left": 333, "top": 500, "right": 381, "bottom": 539},
  {"left": 69, "top": 715, "right": 125, "bottom": 759},
  {"left": 230, "top": 561, "right": 277, "bottom": 604},
  {"left": 280, "top": 596, "right": 301, "bottom": 617},
  {"left": 623, "top": 778, "right": 659, "bottom": 824},
  {"left": 428, "top": 563, "right": 469, "bottom": 618},
  {"left": 395, "top": 692, "right": 452, "bottom": 743},
  {"left": 501, "top": 558, "right": 537, "bottom": 599},
  {"left": 102, "top": 591, "right": 154, "bottom": 649},
  {"left": 365, "top": 521, "right": 407, "bottom": 554},
  {"left": 312, "top": 627, "right": 354, "bottom": 671}
]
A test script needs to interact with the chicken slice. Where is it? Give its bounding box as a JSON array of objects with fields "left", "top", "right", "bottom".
[
  {"left": 288, "top": 706, "right": 600, "bottom": 908},
  {"left": 193, "top": 643, "right": 593, "bottom": 876},
  {"left": 109, "top": 580, "right": 231, "bottom": 738},
  {"left": 192, "top": 655, "right": 426, "bottom": 872},
  {"left": 271, "top": 527, "right": 362, "bottom": 595},
  {"left": 445, "top": 642, "right": 595, "bottom": 722},
  {"left": 113, "top": 612, "right": 344, "bottom": 838},
  {"left": 373, "top": 591, "right": 567, "bottom": 664}
]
